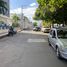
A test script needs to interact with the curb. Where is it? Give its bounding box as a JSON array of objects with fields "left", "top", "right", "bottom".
[{"left": 0, "top": 33, "right": 8, "bottom": 39}]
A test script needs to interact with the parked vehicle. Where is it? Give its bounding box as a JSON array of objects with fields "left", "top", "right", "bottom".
[
  {"left": 41, "top": 27, "right": 50, "bottom": 33},
  {"left": 33, "top": 27, "right": 36, "bottom": 31},
  {"left": 44, "top": 28, "right": 50, "bottom": 33},
  {"left": 48, "top": 27, "right": 67, "bottom": 59},
  {"left": 8, "top": 26, "right": 17, "bottom": 36},
  {"left": 33, "top": 27, "right": 41, "bottom": 31},
  {"left": 41, "top": 28, "right": 45, "bottom": 32}
]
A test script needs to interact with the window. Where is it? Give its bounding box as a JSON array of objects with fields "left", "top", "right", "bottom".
[
  {"left": 50, "top": 30, "right": 52, "bottom": 35},
  {"left": 53, "top": 30, "right": 56, "bottom": 37},
  {"left": 57, "top": 30, "right": 67, "bottom": 38}
]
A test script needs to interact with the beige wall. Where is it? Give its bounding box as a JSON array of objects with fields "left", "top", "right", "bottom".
[{"left": 0, "top": 15, "right": 12, "bottom": 25}]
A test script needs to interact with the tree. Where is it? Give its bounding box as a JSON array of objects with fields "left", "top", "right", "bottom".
[
  {"left": 42, "top": 21, "right": 51, "bottom": 28},
  {"left": 12, "top": 14, "right": 20, "bottom": 27},
  {"left": 34, "top": 0, "right": 67, "bottom": 25},
  {"left": 33, "top": 22, "right": 38, "bottom": 27},
  {"left": 52, "top": 3, "right": 67, "bottom": 25},
  {"left": 12, "top": 22, "right": 20, "bottom": 27},
  {"left": 0, "top": 0, "right": 7, "bottom": 14},
  {"left": 12, "top": 14, "right": 20, "bottom": 23}
]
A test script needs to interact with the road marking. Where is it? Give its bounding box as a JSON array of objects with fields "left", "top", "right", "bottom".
[
  {"left": 20, "top": 31, "right": 48, "bottom": 35},
  {"left": 27, "top": 39, "right": 47, "bottom": 43}
]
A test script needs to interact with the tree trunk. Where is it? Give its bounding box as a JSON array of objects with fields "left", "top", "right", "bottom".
[{"left": 63, "top": 21, "right": 65, "bottom": 27}]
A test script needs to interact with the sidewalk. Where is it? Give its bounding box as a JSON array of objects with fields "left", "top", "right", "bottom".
[{"left": 15, "top": 27, "right": 21, "bottom": 32}]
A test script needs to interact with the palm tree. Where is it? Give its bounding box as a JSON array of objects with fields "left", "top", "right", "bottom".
[{"left": 0, "top": 0, "right": 7, "bottom": 15}]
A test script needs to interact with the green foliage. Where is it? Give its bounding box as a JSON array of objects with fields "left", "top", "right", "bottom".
[
  {"left": 52, "top": 3, "right": 67, "bottom": 24},
  {"left": 33, "top": 22, "right": 38, "bottom": 27},
  {"left": 34, "top": 0, "right": 67, "bottom": 25},
  {"left": 12, "top": 14, "right": 20, "bottom": 27},
  {"left": 12, "top": 22, "right": 20, "bottom": 27},
  {"left": 42, "top": 21, "right": 51, "bottom": 27},
  {"left": 12, "top": 14, "right": 20, "bottom": 23}
]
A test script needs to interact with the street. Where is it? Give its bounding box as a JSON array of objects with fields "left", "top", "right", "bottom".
[{"left": 0, "top": 31, "right": 67, "bottom": 67}]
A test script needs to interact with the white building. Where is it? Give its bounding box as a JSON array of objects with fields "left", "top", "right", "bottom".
[
  {"left": 0, "top": 14, "right": 12, "bottom": 25},
  {"left": 10, "top": 13, "right": 33, "bottom": 30},
  {"left": 20, "top": 15, "right": 33, "bottom": 30}
]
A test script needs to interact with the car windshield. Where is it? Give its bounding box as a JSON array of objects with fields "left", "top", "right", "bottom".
[{"left": 57, "top": 29, "right": 67, "bottom": 38}]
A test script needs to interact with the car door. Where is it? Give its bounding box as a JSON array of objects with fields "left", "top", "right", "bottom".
[
  {"left": 48, "top": 30, "right": 53, "bottom": 44},
  {"left": 51, "top": 30, "right": 57, "bottom": 49}
]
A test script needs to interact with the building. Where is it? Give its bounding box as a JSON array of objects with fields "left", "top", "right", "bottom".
[
  {"left": 0, "top": 0, "right": 12, "bottom": 26},
  {"left": 0, "top": 15, "right": 12, "bottom": 26},
  {"left": 0, "top": 15, "right": 12, "bottom": 25},
  {"left": 10, "top": 13, "right": 33, "bottom": 29},
  {"left": 21, "top": 16, "right": 32, "bottom": 29},
  {"left": 0, "top": 0, "right": 10, "bottom": 16},
  {"left": 20, "top": 15, "right": 33, "bottom": 30}
]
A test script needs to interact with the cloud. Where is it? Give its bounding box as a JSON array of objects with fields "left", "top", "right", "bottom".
[
  {"left": 30, "top": 3, "right": 37, "bottom": 7},
  {"left": 10, "top": 8, "right": 22, "bottom": 14},
  {"left": 10, "top": 7, "right": 37, "bottom": 22},
  {"left": 23, "top": 7, "right": 37, "bottom": 21}
]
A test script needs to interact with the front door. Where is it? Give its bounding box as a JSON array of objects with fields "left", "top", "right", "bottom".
[{"left": 51, "top": 30, "right": 57, "bottom": 49}]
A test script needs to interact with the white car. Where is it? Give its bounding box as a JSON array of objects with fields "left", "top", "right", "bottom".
[
  {"left": 41, "top": 28, "right": 45, "bottom": 32},
  {"left": 48, "top": 27, "right": 67, "bottom": 59},
  {"left": 41, "top": 28, "right": 50, "bottom": 33}
]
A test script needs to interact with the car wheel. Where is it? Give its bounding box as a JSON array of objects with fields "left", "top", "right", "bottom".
[
  {"left": 9, "top": 32, "right": 13, "bottom": 36},
  {"left": 56, "top": 47, "right": 61, "bottom": 59},
  {"left": 7, "top": 32, "right": 10, "bottom": 36}
]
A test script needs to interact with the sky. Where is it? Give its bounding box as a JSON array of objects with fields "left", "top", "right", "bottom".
[
  {"left": 10, "top": 0, "right": 38, "bottom": 10},
  {"left": 10, "top": 0, "right": 38, "bottom": 22}
]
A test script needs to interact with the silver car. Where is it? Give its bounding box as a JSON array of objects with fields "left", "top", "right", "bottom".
[{"left": 48, "top": 27, "right": 67, "bottom": 59}]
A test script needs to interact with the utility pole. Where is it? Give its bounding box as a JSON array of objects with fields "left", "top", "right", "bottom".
[
  {"left": 21, "top": 5, "right": 26, "bottom": 29},
  {"left": 20, "top": 5, "right": 24, "bottom": 29}
]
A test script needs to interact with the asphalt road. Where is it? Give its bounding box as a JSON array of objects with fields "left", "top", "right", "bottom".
[{"left": 0, "top": 32, "right": 67, "bottom": 67}]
